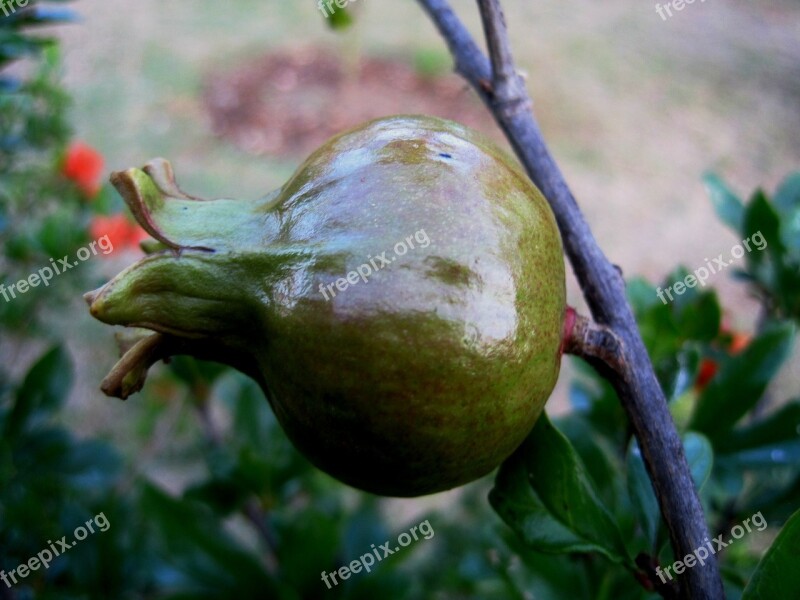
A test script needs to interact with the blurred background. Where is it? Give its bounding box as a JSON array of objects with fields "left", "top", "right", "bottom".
[
  {"left": 1, "top": 0, "right": 799, "bottom": 598},
  {"left": 59, "top": 0, "right": 800, "bottom": 409}
]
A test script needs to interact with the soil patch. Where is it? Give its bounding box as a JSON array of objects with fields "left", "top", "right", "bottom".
[{"left": 202, "top": 46, "right": 502, "bottom": 158}]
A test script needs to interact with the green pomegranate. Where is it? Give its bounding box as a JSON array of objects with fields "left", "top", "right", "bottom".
[{"left": 86, "top": 115, "right": 566, "bottom": 497}]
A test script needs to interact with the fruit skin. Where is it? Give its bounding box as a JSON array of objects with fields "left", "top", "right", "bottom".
[{"left": 86, "top": 115, "right": 566, "bottom": 497}]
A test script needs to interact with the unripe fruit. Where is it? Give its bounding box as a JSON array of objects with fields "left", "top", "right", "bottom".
[{"left": 86, "top": 115, "right": 566, "bottom": 497}]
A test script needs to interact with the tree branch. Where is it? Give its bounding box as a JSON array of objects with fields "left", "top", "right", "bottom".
[
  {"left": 562, "top": 307, "right": 625, "bottom": 376},
  {"left": 416, "top": 0, "right": 724, "bottom": 597}
]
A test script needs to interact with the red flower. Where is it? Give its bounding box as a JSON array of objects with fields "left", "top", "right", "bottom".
[
  {"left": 62, "top": 142, "right": 105, "bottom": 198},
  {"left": 728, "top": 332, "right": 751, "bottom": 354},
  {"left": 89, "top": 214, "right": 149, "bottom": 255},
  {"left": 695, "top": 330, "right": 751, "bottom": 391},
  {"left": 695, "top": 358, "right": 719, "bottom": 391}
]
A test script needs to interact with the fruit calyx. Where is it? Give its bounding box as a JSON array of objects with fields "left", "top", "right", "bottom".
[{"left": 85, "top": 160, "right": 280, "bottom": 396}]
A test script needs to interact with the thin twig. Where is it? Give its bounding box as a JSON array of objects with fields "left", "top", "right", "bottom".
[
  {"left": 192, "top": 385, "right": 280, "bottom": 576},
  {"left": 241, "top": 499, "right": 281, "bottom": 573},
  {"left": 416, "top": 0, "right": 724, "bottom": 597},
  {"left": 562, "top": 307, "right": 624, "bottom": 376},
  {"left": 476, "top": 0, "right": 530, "bottom": 117}
]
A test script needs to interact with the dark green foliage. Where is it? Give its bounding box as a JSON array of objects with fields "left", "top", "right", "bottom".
[
  {"left": 705, "top": 171, "right": 800, "bottom": 321},
  {"left": 485, "top": 175, "right": 800, "bottom": 597},
  {"left": 0, "top": 7, "right": 797, "bottom": 597}
]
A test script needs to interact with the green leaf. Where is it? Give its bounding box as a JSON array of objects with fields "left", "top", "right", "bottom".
[
  {"left": 741, "top": 508, "right": 800, "bottom": 599},
  {"left": 704, "top": 172, "right": 744, "bottom": 231},
  {"left": 491, "top": 449, "right": 613, "bottom": 557},
  {"left": 60, "top": 438, "right": 122, "bottom": 491},
  {"left": 140, "top": 484, "right": 285, "bottom": 597},
  {"left": 558, "top": 416, "right": 623, "bottom": 508},
  {"left": 689, "top": 323, "right": 795, "bottom": 439},
  {"left": 0, "top": 32, "right": 50, "bottom": 63},
  {"left": 490, "top": 413, "right": 631, "bottom": 565},
  {"left": 227, "top": 375, "right": 277, "bottom": 452},
  {"left": 185, "top": 443, "right": 285, "bottom": 516},
  {"left": 568, "top": 369, "right": 627, "bottom": 445},
  {"left": 36, "top": 207, "right": 89, "bottom": 258},
  {"left": 683, "top": 432, "right": 713, "bottom": 490},
  {"left": 219, "top": 373, "right": 313, "bottom": 492},
  {"left": 715, "top": 400, "right": 800, "bottom": 468},
  {"left": 275, "top": 506, "right": 341, "bottom": 595},
  {"left": 340, "top": 499, "right": 393, "bottom": 566},
  {"left": 7, "top": 6, "right": 79, "bottom": 27},
  {"left": 634, "top": 268, "right": 721, "bottom": 363},
  {"left": 774, "top": 172, "right": 800, "bottom": 213},
  {"left": 774, "top": 172, "right": 800, "bottom": 254},
  {"left": 626, "top": 440, "right": 660, "bottom": 550},
  {"left": 627, "top": 277, "right": 663, "bottom": 316},
  {"left": 742, "top": 191, "right": 783, "bottom": 286},
  {"left": 184, "top": 477, "right": 250, "bottom": 516},
  {"left": 716, "top": 400, "right": 800, "bottom": 454},
  {"left": 718, "top": 442, "right": 800, "bottom": 469},
  {"left": 662, "top": 346, "right": 700, "bottom": 403},
  {"left": 637, "top": 303, "right": 680, "bottom": 365},
  {"left": 673, "top": 290, "right": 721, "bottom": 342},
  {"left": 168, "top": 356, "right": 227, "bottom": 388},
  {"left": 747, "top": 476, "right": 800, "bottom": 525},
  {"left": 626, "top": 432, "right": 712, "bottom": 551},
  {"left": 6, "top": 345, "right": 72, "bottom": 435}
]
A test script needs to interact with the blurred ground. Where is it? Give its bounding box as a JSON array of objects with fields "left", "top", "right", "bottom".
[
  {"left": 52, "top": 0, "right": 800, "bottom": 506},
  {"left": 202, "top": 47, "right": 496, "bottom": 157}
]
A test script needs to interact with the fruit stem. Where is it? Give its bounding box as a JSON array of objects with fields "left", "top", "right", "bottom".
[
  {"left": 99, "top": 332, "right": 175, "bottom": 399},
  {"left": 96, "top": 328, "right": 265, "bottom": 400},
  {"left": 561, "top": 306, "right": 625, "bottom": 376}
]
